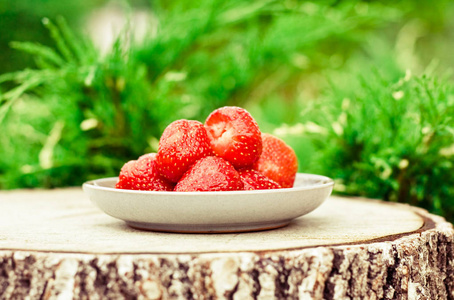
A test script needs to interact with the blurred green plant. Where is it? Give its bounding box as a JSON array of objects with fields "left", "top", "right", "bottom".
[
  {"left": 0, "top": 16, "right": 178, "bottom": 188},
  {"left": 0, "top": 0, "right": 106, "bottom": 76},
  {"left": 289, "top": 70, "right": 454, "bottom": 220}
]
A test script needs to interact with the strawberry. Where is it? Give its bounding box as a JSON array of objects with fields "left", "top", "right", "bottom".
[
  {"left": 156, "top": 120, "right": 213, "bottom": 183},
  {"left": 116, "top": 153, "right": 174, "bottom": 191},
  {"left": 204, "top": 106, "right": 262, "bottom": 168},
  {"left": 253, "top": 133, "right": 298, "bottom": 188},
  {"left": 238, "top": 169, "right": 281, "bottom": 190},
  {"left": 174, "top": 156, "right": 244, "bottom": 192}
]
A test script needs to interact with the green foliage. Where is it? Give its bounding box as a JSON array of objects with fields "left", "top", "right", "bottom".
[
  {"left": 294, "top": 70, "right": 454, "bottom": 220},
  {"left": 0, "top": 0, "right": 104, "bottom": 76},
  {"left": 0, "top": 16, "right": 178, "bottom": 188}
]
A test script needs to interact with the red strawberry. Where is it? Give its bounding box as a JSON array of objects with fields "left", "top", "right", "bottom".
[
  {"left": 174, "top": 156, "right": 244, "bottom": 192},
  {"left": 116, "top": 153, "right": 174, "bottom": 191},
  {"left": 204, "top": 106, "right": 262, "bottom": 168},
  {"left": 138, "top": 153, "right": 157, "bottom": 161},
  {"left": 157, "top": 120, "right": 213, "bottom": 182},
  {"left": 238, "top": 169, "right": 281, "bottom": 190},
  {"left": 253, "top": 133, "right": 298, "bottom": 188}
]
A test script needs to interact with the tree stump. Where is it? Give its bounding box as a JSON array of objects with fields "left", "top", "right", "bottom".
[{"left": 0, "top": 188, "right": 453, "bottom": 299}]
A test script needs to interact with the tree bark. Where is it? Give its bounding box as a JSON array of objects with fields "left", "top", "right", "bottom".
[{"left": 0, "top": 189, "right": 453, "bottom": 299}]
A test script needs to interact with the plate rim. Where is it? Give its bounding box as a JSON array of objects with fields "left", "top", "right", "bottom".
[{"left": 83, "top": 173, "right": 334, "bottom": 196}]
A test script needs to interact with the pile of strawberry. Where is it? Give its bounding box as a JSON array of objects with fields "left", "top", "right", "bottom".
[{"left": 115, "top": 106, "right": 298, "bottom": 192}]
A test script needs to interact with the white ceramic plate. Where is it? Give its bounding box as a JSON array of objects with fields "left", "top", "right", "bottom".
[{"left": 83, "top": 173, "right": 334, "bottom": 233}]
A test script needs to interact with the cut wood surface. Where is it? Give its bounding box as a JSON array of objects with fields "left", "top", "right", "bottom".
[{"left": 0, "top": 188, "right": 453, "bottom": 299}]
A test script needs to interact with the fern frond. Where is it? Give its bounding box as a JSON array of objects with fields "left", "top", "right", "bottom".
[
  {"left": 10, "top": 41, "right": 65, "bottom": 67},
  {"left": 55, "top": 16, "right": 90, "bottom": 64},
  {"left": 0, "top": 69, "right": 59, "bottom": 104},
  {"left": 42, "top": 18, "right": 76, "bottom": 64}
]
